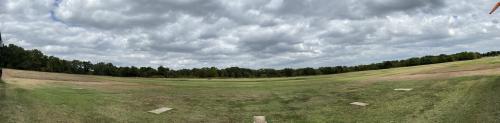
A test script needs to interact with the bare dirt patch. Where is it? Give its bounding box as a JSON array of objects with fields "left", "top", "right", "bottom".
[
  {"left": 373, "top": 67, "right": 500, "bottom": 82},
  {"left": 2, "top": 69, "right": 150, "bottom": 91},
  {"left": 2, "top": 78, "right": 52, "bottom": 89},
  {"left": 410, "top": 64, "right": 500, "bottom": 75},
  {"left": 3, "top": 69, "right": 103, "bottom": 83}
]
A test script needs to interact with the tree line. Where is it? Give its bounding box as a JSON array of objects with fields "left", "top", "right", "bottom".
[{"left": 1, "top": 44, "right": 500, "bottom": 78}]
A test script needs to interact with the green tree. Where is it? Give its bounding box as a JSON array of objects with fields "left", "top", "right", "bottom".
[{"left": 208, "top": 67, "right": 218, "bottom": 78}]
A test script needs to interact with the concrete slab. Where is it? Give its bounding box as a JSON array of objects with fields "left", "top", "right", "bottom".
[
  {"left": 350, "top": 102, "right": 369, "bottom": 106},
  {"left": 394, "top": 88, "right": 413, "bottom": 91},
  {"left": 254, "top": 116, "right": 267, "bottom": 123},
  {"left": 148, "top": 107, "right": 173, "bottom": 114}
]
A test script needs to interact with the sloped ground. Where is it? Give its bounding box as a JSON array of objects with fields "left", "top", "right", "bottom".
[{"left": 1, "top": 57, "right": 500, "bottom": 122}]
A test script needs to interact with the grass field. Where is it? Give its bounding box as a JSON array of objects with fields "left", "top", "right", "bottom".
[{"left": 2, "top": 57, "right": 500, "bottom": 122}]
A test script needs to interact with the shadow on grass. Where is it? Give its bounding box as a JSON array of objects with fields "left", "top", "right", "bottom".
[
  {"left": 0, "top": 80, "right": 7, "bottom": 122},
  {"left": 0, "top": 80, "right": 4, "bottom": 100}
]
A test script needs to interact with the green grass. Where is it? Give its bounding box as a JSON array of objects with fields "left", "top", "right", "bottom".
[
  {"left": 0, "top": 80, "right": 7, "bottom": 123},
  {"left": 2, "top": 57, "right": 500, "bottom": 122}
]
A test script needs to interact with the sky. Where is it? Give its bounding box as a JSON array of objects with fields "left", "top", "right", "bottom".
[{"left": 1, "top": 0, "right": 500, "bottom": 69}]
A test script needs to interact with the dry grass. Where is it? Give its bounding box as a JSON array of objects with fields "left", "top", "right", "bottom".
[
  {"left": 3, "top": 69, "right": 104, "bottom": 82},
  {"left": 2, "top": 69, "right": 152, "bottom": 91},
  {"left": 374, "top": 67, "right": 500, "bottom": 82},
  {"left": 2, "top": 57, "right": 500, "bottom": 122}
]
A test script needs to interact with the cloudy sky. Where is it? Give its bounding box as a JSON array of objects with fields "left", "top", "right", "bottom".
[{"left": 1, "top": 0, "right": 500, "bottom": 69}]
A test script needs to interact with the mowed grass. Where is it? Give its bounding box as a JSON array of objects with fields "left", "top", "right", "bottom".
[{"left": 2, "top": 57, "right": 500, "bottom": 122}]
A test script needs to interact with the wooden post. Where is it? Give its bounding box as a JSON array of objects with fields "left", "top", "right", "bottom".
[
  {"left": 254, "top": 116, "right": 267, "bottom": 123},
  {"left": 0, "top": 32, "right": 3, "bottom": 79}
]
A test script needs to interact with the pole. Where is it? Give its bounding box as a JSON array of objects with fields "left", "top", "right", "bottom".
[{"left": 0, "top": 32, "right": 3, "bottom": 79}]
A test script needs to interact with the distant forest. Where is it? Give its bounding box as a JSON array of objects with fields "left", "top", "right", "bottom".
[{"left": 1, "top": 44, "right": 500, "bottom": 78}]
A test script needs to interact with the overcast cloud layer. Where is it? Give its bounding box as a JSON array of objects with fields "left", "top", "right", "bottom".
[{"left": 1, "top": 0, "right": 500, "bottom": 69}]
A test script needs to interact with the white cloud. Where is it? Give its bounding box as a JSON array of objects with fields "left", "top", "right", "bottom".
[{"left": 1, "top": 0, "right": 500, "bottom": 69}]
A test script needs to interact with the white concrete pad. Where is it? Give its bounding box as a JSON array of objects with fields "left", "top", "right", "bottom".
[
  {"left": 148, "top": 107, "right": 173, "bottom": 114},
  {"left": 350, "top": 102, "right": 369, "bottom": 106},
  {"left": 254, "top": 116, "right": 267, "bottom": 123},
  {"left": 394, "top": 88, "right": 413, "bottom": 91}
]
